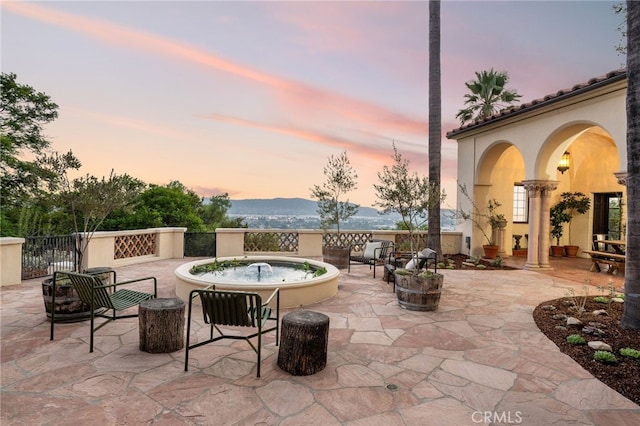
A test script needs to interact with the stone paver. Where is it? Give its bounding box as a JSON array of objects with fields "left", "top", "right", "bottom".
[{"left": 1, "top": 257, "right": 638, "bottom": 425}]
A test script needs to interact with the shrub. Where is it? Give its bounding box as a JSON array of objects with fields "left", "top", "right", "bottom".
[
  {"left": 417, "top": 270, "right": 437, "bottom": 279},
  {"left": 619, "top": 348, "right": 640, "bottom": 359},
  {"left": 490, "top": 256, "right": 504, "bottom": 267},
  {"left": 593, "top": 296, "right": 610, "bottom": 304},
  {"left": 566, "top": 334, "right": 586, "bottom": 345},
  {"left": 594, "top": 351, "right": 617, "bottom": 364}
]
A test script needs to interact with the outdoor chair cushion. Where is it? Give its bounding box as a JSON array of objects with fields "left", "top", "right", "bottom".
[
  {"left": 362, "top": 241, "right": 383, "bottom": 259},
  {"left": 404, "top": 249, "right": 437, "bottom": 270},
  {"left": 405, "top": 258, "right": 419, "bottom": 270}
]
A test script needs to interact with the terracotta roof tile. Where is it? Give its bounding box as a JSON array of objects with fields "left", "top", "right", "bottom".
[{"left": 447, "top": 68, "right": 627, "bottom": 138}]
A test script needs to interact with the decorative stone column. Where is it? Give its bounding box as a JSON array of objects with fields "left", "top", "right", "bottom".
[
  {"left": 523, "top": 180, "right": 558, "bottom": 270},
  {"left": 523, "top": 182, "right": 541, "bottom": 270},
  {"left": 496, "top": 220, "right": 508, "bottom": 257},
  {"left": 538, "top": 183, "right": 557, "bottom": 270},
  {"left": 614, "top": 172, "right": 627, "bottom": 186}
]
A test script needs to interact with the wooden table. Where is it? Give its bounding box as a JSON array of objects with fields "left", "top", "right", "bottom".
[
  {"left": 595, "top": 240, "right": 626, "bottom": 254},
  {"left": 582, "top": 250, "right": 626, "bottom": 274}
]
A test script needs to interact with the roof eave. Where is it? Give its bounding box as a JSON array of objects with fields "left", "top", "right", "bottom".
[{"left": 446, "top": 70, "right": 627, "bottom": 140}]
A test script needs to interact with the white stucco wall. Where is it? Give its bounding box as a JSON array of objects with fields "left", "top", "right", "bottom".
[{"left": 451, "top": 76, "right": 627, "bottom": 259}]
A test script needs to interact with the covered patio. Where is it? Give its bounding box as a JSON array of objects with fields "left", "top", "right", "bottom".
[{"left": 1, "top": 257, "right": 637, "bottom": 425}]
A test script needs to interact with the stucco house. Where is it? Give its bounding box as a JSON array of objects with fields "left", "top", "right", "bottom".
[{"left": 447, "top": 69, "right": 627, "bottom": 270}]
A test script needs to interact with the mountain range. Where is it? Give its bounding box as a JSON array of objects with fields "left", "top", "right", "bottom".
[{"left": 228, "top": 197, "right": 383, "bottom": 217}]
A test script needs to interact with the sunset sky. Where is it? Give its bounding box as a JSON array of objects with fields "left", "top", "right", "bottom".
[{"left": 1, "top": 1, "right": 625, "bottom": 208}]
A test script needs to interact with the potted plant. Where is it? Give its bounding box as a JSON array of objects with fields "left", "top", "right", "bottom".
[
  {"left": 550, "top": 203, "right": 570, "bottom": 256},
  {"left": 42, "top": 153, "right": 144, "bottom": 321},
  {"left": 552, "top": 192, "right": 591, "bottom": 257},
  {"left": 458, "top": 184, "right": 505, "bottom": 259},
  {"left": 374, "top": 144, "right": 445, "bottom": 311},
  {"left": 310, "top": 151, "right": 359, "bottom": 269}
]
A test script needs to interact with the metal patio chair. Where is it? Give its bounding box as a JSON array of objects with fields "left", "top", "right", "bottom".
[
  {"left": 50, "top": 271, "right": 157, "bottom": 352},
  {"left": 184, "top": 287, "right": 280, "bottom": 378}
]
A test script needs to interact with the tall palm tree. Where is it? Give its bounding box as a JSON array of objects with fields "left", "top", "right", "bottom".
[
  {"left": 456, "top": 69, "right": 522, "bottom": 124},
  {"left": 427, "top": 0, "right": 442, "bottom": 256},
  {"left": 621, "top": 0, "right": 639, "bottom": 330}
]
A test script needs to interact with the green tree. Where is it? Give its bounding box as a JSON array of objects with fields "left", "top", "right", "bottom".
[
  {"left": 456, "top": 68, "right": 522, "bottom": 124},
  {"left": 374, "top": 144, "right": 444, "bottom": 257},
  {"left": 310, "top": 151, "right": 359, "bottom": 242},
  {"left": 428, "top": 0, "right": 443, "bottom": 256},
  {"left": 199, "top": 193, "right": 246, "bottom": 229},
  {"left": 131, "top": 181, "right": 204, "bottom": 231},
  {"left": 621, "top": 0, "right": 639, "bottom": 329},
  {"left": 613, "top": 2, "right": 627, "bottom": 56},
  {"left": 0, "top": 73, "right": 79, "bottom": 237},
  {"left": 1, "top": 73, "right": 60, "bottom": 206},
  {"left": 58, "top": 169, "right": 146, "bottom": 269}
]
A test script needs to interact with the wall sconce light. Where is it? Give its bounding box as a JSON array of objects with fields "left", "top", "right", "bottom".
[{"left": 557, "top": 151, "right": 570, "bottom": 174}]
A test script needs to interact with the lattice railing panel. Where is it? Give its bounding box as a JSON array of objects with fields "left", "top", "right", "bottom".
[
  {"left": 394, "top": 233, "right": 428, "bottom": 252},
  {"left": 244, "top": 231, "right": 298, "bottom": 252},
  {"left": 114, "top": 233, "right": 156, "bottom": 259},
  {"left": 323, "top": 232, "right": 372, "bottom": 252}
]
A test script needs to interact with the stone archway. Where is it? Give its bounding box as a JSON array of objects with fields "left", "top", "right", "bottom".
[
  {"left": 448, "top": 70, "right": 627, "bottom": 267},
  {"left": 523, "top": 124, "right": 622, "bottom": 270},
  {"left": 471, "top": 142, "right": 525, "bottom": 257}
]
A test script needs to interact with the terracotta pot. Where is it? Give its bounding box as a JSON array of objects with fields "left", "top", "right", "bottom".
[
  {"left": 482, "top": 245, "right": 499, "bottom": 259},
  {"left": 512, "top": 249, "right": 527, "bottom": 257},
  {"left": 550, "top": 246, "right": 566, "bottom": 257},
  {"left": 564, "top": 245, "right": 579, "bottom": 257}
]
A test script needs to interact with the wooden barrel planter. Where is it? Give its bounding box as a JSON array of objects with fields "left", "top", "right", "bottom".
[
  {"left": 42, "top": 277, "right": 96, "bottom": 322},
  {"left": 42, "top": 269, "right": 112, "bottom": 323},
  {"left": 322, "top": 246, "right": 350, "bottom": 270},
  {"left": 395, "top": 271, "right": 443, "bottom": 311}
]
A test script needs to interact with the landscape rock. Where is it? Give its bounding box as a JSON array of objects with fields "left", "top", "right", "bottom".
[
  {"left": 592, "top": 309, "right": 608, "bottom": 316},
  {"left": 612, "top": 297, "right": 624, "bottom": 303},
  {"left": 588, "top": 341, "right": 612, "bottom": 352},
  {"left": 567, "top": 317, "right": 582, "bottom": 326},
  {"left": 552, "top": 314, "right": 567, "bottom": 320},
  {"left": 542, "top": 305, "right": 557, "bottom": 311},
  {"left": 582, "top": 326, "right": 606, "bottom": 337}
]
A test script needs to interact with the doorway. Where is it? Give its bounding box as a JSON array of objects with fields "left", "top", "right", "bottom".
[{"left": 592, "top": 192, "right": 624, "bottom": 240}]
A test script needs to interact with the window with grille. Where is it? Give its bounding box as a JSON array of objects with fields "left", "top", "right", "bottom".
[{"left": 513, "top": 184, "right": 528, "bottom": 223}]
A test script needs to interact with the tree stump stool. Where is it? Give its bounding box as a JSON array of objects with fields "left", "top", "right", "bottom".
[
  {"left": 139, "top": 298, "right": 185, "bottom": 353},
  {"left": 277, "top": 310, "right": 329, "bottom": 376}
]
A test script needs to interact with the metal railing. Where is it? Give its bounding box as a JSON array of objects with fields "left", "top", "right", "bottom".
[
  {"left": 22, "top": 235, "right": 76, "bottom": 280},
  {"left": 184, "top": 232, "right": 216, "bottom": 257}
]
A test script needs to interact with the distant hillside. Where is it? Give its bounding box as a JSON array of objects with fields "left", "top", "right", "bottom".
[
  {"left": 225, "top": 197, "right": 458, "bottom": 231},
  {"left": 228, "top": 197, "right": 381, "bottom": 217}
]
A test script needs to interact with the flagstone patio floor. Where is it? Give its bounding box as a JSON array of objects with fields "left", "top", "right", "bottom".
[{"left": 1, "top": 256, "right": 638, "bottom": 425}]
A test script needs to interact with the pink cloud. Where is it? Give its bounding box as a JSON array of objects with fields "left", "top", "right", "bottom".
[
  {"left": 204, "top": 113, "right": 393, "bottom": 163},
  {"left": 64, "top": 107, "right": 188, "bottom": 141},
  {"left": 4, "top": 1, "right": 426, "bottom": 137}
]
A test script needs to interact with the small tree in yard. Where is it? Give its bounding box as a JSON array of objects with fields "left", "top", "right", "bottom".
[
  {"left": 58, "top": 167, "right": 145, "bottom": 270},
  {"left": 310, "top": 151, "right": 359, "bottom": 247},
  {"left": 374, "top": 144, "right": 445, "bottom": 258},
  {"left": 555, "top": 192, "right": 590, "bottom": 246}
]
